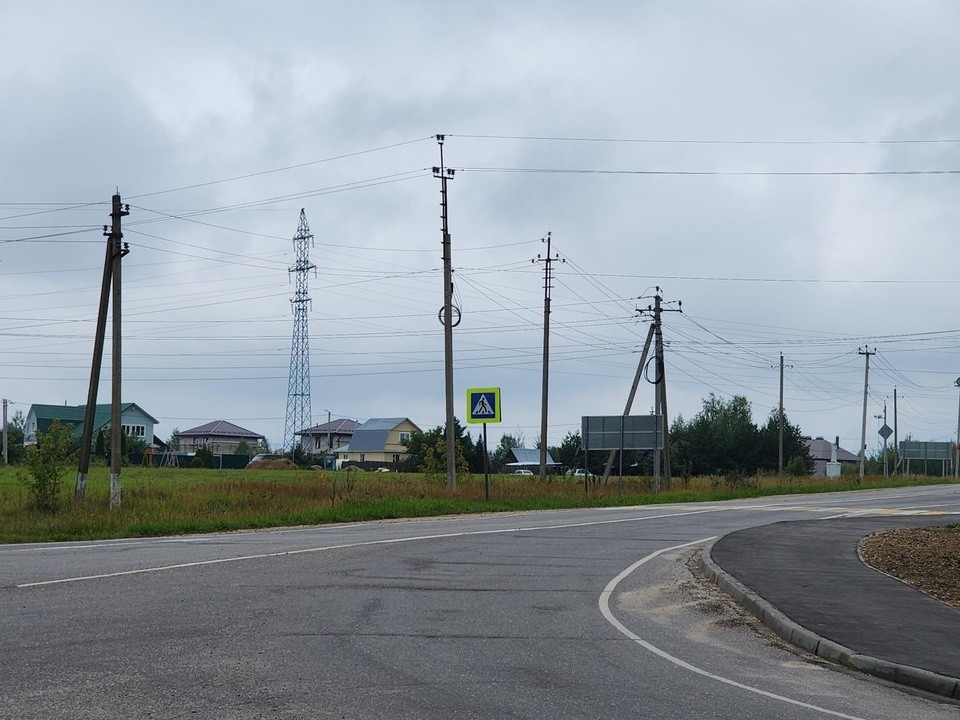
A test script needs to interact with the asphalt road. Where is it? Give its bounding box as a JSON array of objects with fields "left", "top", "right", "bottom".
[{"left": 2, "top": 485, "right": 959, "bottom": 719}]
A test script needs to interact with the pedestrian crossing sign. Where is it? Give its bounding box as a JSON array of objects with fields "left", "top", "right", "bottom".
[{"left": 466, "top": 387, "right": 501, "bottom": 424}]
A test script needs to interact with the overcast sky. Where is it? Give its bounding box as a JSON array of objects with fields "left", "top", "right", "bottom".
[{"left": 3, "top": 1, "right": 960, "bottom": 457}]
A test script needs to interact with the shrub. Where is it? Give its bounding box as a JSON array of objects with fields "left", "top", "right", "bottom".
[
  {"left": 19, "top": 420, "right": 73, "bottom": 511},
  {"left": 191, "top": 445, "right": 215, "bottom": 469},
  {"left": 785, "top": 456, "right": 810, "bottom": 477}
]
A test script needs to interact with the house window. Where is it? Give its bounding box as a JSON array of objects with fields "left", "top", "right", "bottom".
[
  {"left": 121, "top": 424, "right": 146, "bottom": 438},
  {"left": 392, "top": 454, "right": 401, "bottom": 464},
  {"left": 359, "top": 454, "right": 365, "bottom": 463},
  {"left": 399, "top": 432, "right": 411, "bottom": 444}
]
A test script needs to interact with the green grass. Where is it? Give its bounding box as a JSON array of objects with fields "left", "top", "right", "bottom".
[{"left": 0, "top": 464, "right": 954, "bottom": 544}]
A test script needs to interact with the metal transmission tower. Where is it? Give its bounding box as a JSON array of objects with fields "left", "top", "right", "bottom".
[{"left": 283, "top": 209, "right": 316, "bottom": 460}]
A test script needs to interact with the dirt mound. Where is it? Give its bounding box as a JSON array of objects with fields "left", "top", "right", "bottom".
[
  {"left": 247, "top": 458, "right": 298, "bottom": 470},
  {"left": 860, "top": 526, "right": 960, "bottom": 608}
]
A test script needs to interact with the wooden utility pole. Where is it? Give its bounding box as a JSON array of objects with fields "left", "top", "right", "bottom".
[
  {"left": 76, "top": 208, "right": 117, "bottom": 499},
  {"left": 433, "top": 136, "right": 457, "bottom": 490}
]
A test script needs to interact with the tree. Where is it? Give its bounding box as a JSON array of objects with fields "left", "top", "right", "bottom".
[
  {"left": 95, "top": 428, "right": 108, "bottom": 462},
  {"left": 549, "top": 431, "right": 583, "bottom": 471},
  {"left": 255, "top": 438, "right": 271, "bottom": 453},
  {"left": 756, "top": 410, "right": 814, "bottom": 474},
  {"left": 235, "top": 438, "right": 251, "bottom": 456},
  {"left": 123, "top": 431, "right": 147, "bottom": 463},
  {"left": 19, "top": 420, "right": 73, "bottom": 511},
  {"left": 167, "top": 427, "right": 181, "bottom": 452},
  {"left": 3, "top": 409, "right": 26, "bottom": 464},
  {"left": 670, "top": 395, "right": 761, "bottom": 476},
  {"left": 401, "top": 419, "right": 472, "bottom": 474},
  {"left": 460, "top": 430, "right": 488, "bottom": 473}
]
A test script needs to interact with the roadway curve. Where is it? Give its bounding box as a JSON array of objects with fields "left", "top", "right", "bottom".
[{"left": 2, "top": 485, "right": 958, "bottom": 719}]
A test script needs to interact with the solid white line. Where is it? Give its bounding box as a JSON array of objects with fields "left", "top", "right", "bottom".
[
  {"left": 598, "top": 538, "right": 871, "bottom": 720},
  {"left": 16, "top": 507, "right": 725, "bottom": 588}
]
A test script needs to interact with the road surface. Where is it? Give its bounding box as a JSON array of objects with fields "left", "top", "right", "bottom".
[{"left": 2, "top": 484, "right": 958, "bottom": 719}]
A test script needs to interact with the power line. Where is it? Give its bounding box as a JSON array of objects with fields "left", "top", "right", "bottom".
[
  {"left": 449, "top": 133, "right": 960, "bottom": 146},
  {"left": 458, "top": 165, "right": 960, "bottom": 177},
  {"left": 126, "top": 136, "right": 434, "bottom": 200}
]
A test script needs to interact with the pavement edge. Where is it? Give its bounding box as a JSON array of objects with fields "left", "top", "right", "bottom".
[{"left": 699, "top": 538, "right": 960, "bottom": 701}]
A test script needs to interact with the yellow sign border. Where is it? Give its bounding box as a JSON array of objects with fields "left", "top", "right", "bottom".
[{"left": 466, "top": 387, "right": 501, "bottom": 424}]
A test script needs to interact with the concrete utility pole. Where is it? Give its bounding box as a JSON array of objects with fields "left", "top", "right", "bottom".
[
  {"left": 954, "top": 378, "right": 960, "bottom": 478},
  {"left": 653, "top": 291, "right": 680, "bottom": 486},
  {"left": 858, "top": 346, "right": 875, "bottom": 482},
  {"left": 433, "top": 135, "right": 457, "bottom": 490},
  {"left": 326, "top": 410, "right": 332, "bottom": 455},
  {"left": 534, "top": 232, "right": 562, "bottom": 481},
  {"left": 882, "top": 400, "right": 889, "bottom": 478},
  {"left": 779, "top": 354, "right": 785, "bottom": 475},
  {"left": 2, "top": 398, "right": 8, "bottom": 465},
  {"left": 771, "top": 352, "right": 794, "bottom": 475},
  {"left": 893, "top": 387, "right": 898, "bottom": 476},
  {"left": 109, "top": 194, "right": 129, "bottom": 508}
]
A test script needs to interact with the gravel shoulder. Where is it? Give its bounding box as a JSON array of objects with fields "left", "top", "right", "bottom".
[{"left": 860, "top": 526, "right": 960, "bottom": 609}]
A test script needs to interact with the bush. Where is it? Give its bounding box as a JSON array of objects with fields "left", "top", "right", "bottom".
[
  {"left": 191, "top": 445, "right": 215, "bottom": 469},
  {"left": 785, "top": 456, "right": 810, "bottom": 477},
  {"left": 19, "top": 420, "right": 73, "bottom": 511}
]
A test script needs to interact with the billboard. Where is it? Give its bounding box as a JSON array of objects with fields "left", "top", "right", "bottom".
[{"left": 582, "top": 415, "right": 664, "bottom": 451}]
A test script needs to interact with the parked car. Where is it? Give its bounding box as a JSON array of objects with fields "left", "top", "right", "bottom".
[
  {"left": 564, "top": 468, "right": 595, "bottom": 479},
  {"left": 512, "top": 468, "right": 534, "bottom": 475}
]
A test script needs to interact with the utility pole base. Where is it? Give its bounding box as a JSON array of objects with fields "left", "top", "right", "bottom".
[
  {"left": 109, "top": 474, "right": 121, "bottom": 509},
  {"left": 75, "top": 472, "right": 87, "bottom": 501}
]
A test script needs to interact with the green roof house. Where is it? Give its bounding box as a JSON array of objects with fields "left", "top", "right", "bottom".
[{"left": 24, "top": 403, "right": 159, "bottom": 446}]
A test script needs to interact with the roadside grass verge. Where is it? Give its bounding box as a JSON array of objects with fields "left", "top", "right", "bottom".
[{"left": 0, "top": 465, "right": 953, "bottom": 544}]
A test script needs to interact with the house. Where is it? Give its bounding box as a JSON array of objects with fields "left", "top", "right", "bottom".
[
  {"left": 504, "top": 447, "right": 559, "bottom": 471},
  {"left": 177, "top": 420, "right": 264, "bottom": 455},
  {"left": 296, "top": 418, "right": 358, "bottom": 455},
  {"left": 334, "top": 417, "right": 421, "bottom": 468},
  {"left": 24, "top": 403, "right": 158, "bottom": 446},
  {"left": 803, "top": 436, "right": 859, "bottom": 476}
]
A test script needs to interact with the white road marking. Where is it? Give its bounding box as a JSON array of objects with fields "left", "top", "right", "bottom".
[
  {"left": 598, "top": 538, "right": 871, "bottom": 720},
  {"left": 15, "top": 507, "right": 725, "bottom": 588}
]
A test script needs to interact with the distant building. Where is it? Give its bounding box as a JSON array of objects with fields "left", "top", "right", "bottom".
[
  {"left": 296, "top": 418, "right": 357, "bottom": 455},
  {"left": 177, "top": 420, "right": 264, "bottom": 455},
  {"left": 334, "top": 418, "right": 421, "bottom": 468},
  {"left": 24, "top": 403, "right": 158, "bottom": 446},
  {"left": 803, "top": 436, "right": 858, "bottom": 476},
  {"left": 503, "top": 447, "right": 559, "bottom": 471}
]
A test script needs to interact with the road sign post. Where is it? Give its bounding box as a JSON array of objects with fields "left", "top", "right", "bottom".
[{"left": 467, "top": 388, "right": 501, "bottom": 501}]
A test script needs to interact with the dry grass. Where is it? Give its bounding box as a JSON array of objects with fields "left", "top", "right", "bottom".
[{"left": 0, "top": 464, "right": 952, "bottom": 543}]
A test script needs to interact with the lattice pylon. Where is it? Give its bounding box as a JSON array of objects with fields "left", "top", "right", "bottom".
[{"left": 283, "top": 209, "right": 315, "bottom": 458}]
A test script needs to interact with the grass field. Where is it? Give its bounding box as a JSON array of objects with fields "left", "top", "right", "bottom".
[{"left": 0, "top": 464, "right": 953, "bottom": 544}]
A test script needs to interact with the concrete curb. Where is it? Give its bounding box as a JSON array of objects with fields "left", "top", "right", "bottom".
[{"left": 699, "top": 538, "right": 960, "bottom": 701}]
